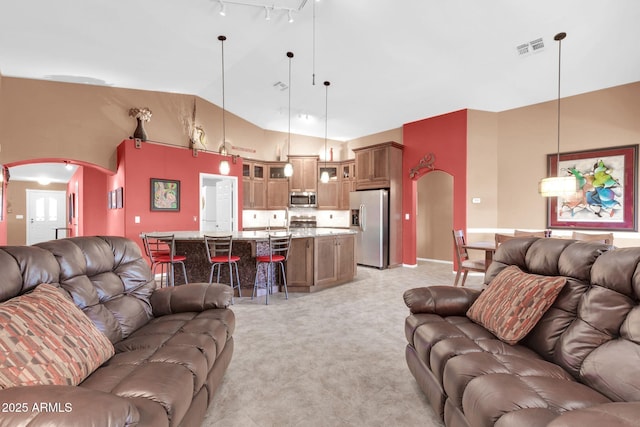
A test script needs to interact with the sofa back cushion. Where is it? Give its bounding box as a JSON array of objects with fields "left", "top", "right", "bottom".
[
  {"left": 0, "top": 236, "right": 155, "bottom": 344},
  {"left": 485, "top": 237, "right": 640, "bottom": 402},
  {"left": 0, "top": 283, "right": 114, "bottom": 388}
]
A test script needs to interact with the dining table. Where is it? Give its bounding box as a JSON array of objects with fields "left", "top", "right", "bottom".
[{"left": 462, "top": 241, "right": 497, "bottom": 267}]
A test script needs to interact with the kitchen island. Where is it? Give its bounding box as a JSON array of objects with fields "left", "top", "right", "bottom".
[{"left": 142, "top": 229, "right": 357, "bottom": 295}]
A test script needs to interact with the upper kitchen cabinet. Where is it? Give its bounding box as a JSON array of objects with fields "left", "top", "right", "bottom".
[
  {"left": 317, "top": 162, "right": 340, "bottom": 209},
  {"left": 242, "top": 159, "right": 266, "bottom": 209},
  {"left": 339, "top": 160, "right": 356, "bottom": 210},
  {"left": 353, "top": 142, "right": 403, "bottom": 190},
  {"left": 266, "top": 162, "right": 290, "bottom": 209},
  {"left": 289, "top": 155, "right": 319, "bottom": 193}
]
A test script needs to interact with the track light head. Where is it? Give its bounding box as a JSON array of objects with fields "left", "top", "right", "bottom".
[
  {"left": 218, "top": 0, "right": 226, "bottom": 16},
  {"left": 288, "top": 9, "right": 294, "bottom": 23}
]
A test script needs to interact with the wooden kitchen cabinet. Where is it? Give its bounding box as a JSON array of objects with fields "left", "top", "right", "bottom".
[
  {"left": 339, "top": 160, "right": 356, "bottom": 210},
  {"left": 314, "top": 234, "right": 356, "bottom": 287},
  {"left": 289, "top": 155, "right": 318, "bottom": 193},
  {"left": 317, "top": 162, "right": 340, "bottom": 209},
  {"left": 266, "top": 163, "right": 289, "bottom": 209},
  {"left": 242, "top": 159, "right": 266, "bottom": 209},
  {"left": 353, "top": 142, "right": 403, "bottom": 190},
  {"left": 286, "top": 237, "right": 314, "bottom": 287}
]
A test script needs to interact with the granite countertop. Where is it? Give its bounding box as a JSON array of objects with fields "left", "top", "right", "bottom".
[{"left": 142, "top": 228, "right": 356, "bottom": 241}]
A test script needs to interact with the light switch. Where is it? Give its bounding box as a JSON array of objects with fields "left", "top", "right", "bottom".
[
  {"left": 405, "top": 213, "right": 410, "bottom": 220},
  {"left": 472, "top": 198, "right": 481, "bottom": 204},
  {"left": 134, "top": 216, "right": 141, "bottom": 224}
]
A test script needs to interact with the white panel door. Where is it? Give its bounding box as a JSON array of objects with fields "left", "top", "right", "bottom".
[
  {"left": 26, "top": 189, "right": 67, "bottom": 245},
  {"left": 215, "top": 180, "right": 232, "bottom": 232}
]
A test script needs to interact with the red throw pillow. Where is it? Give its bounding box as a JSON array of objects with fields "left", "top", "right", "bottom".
[
  {"left": 0, "top": 284, "right": 115, "bottom": 389},
  {"left": 466, "top": 265, "right": 566, "bottom": 345}
]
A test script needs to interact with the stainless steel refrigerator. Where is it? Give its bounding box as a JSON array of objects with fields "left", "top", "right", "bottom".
[{"left": 350, "top": 189, "right": 389, "bottom": 269}]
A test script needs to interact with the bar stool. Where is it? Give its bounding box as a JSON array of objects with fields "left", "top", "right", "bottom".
[
  {"left": 252, "top": 233, "right": 291, "bottom": 305},
  {"left": 204, "top": 235, "right": 241, "bottom": 303},
  {"left": 142, "top": 234, "right": 188, "bottom": 287}
]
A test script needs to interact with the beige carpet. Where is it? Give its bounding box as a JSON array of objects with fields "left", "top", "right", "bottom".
[{"left": 203, "top": 261, "right": 483, "bottom": 427}]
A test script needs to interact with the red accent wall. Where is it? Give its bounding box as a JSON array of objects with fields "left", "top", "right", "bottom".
[
  {"left": 117, "top": 139, "right": 243, "bottom": 251},
  {"left": 402, "top": 110, "right": 468, "bottom": 266}
]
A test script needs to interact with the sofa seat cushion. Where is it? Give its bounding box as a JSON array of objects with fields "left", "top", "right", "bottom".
[
  {"left": 79, "top": 309, "right": 234, "bottom": 427},
  {"left": 0, "top": 284, "right": 114, "bottom": 389},
  {"left": 467, "top": 265, "right": 566, "bottom": 345},
  {"left": 412, "top": 313, "right": 612, "bottom": 426}
]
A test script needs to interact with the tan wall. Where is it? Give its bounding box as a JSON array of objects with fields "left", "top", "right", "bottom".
[
  {"left": 6, "top": 181, "right": 67, "bottom": 245},
  {"left": 467, "top": 110, "right": 499, "bottom": 230},
  {"left": 0, "top": 77, "right": 344, "bottom": 169},
  {"left": 482, "top": 81, "right": 640, "bottom": 247}
]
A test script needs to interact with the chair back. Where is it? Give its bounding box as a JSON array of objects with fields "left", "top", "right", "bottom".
[
  {"left": 268, "top": 234, "right": 292, "bottom": 262},
  {"left": 494, "top": 233, "right": 515, "bottom": 246},
  {"left": 572, "top": 231, "right": 614, "bottom": 245},
  {"left": 204, "top": 235, "right": 234, "bottom": 262},
  {"left": 142, "top": 234, "right": 175, "bottom": 262},
  {"left": 452, "top": 230, "right": 469, "bottom": 263},
  {"left": 514, "top": 229, "right": 546, "bottom": 237}
]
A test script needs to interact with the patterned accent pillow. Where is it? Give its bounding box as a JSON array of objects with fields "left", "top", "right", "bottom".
[
  {"left": 0, "top": 283, "right": 114, "bottom": 389},
  {"left": 466, "top": 265, "right": 566, "bottom": 345}
]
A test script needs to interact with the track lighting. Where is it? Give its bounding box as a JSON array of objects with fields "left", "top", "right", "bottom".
[
  {"left": 264, "top": 6, "right": 271, "bottom": 21},
  {"left": 288, "top": 9, "right": 294, "bottom": 23},
  {"left": 218, "top": 0, "right": 226, "bottom": 16}
]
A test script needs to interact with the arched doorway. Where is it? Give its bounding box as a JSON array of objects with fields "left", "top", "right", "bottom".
[
  {"left": 416, "top": 170, "right": 454, "bottom": 261},
  {"left": 3, "top": 159, "right": 113, "bottom": 245}
]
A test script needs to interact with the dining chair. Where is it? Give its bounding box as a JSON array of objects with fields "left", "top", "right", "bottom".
[
  {"left": 204, "top": 235, "right": 241, "bottom": 304},
  {"left": 571, "top": 231, "right": 614, "bottom": 245},
  {"left": 252, "top": 234, "right": 292, "bottom": 305},
  {"left": 514, "top": 229, "right": 547, "bottom": 237},
  {"left": 494, "top": 233, "right": 516, "bottom": 246},
  {"left": 452, "top": 229, "right": 487, "bottom": 287},
  {"left": 142, "top": 234, "right": 188, "bottom": 287}
]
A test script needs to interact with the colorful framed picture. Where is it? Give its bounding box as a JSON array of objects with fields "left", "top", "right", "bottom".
[
  {"left": 150, "top": 178, "right": 180, "bottom": 212},
  {"left": 546, "top": 145, "right": 638, "bottom": 231}
]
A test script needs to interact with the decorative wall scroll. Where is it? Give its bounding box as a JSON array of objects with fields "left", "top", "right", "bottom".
[{"left": 409, "top": 153, "right": 436, "bottom": 179}]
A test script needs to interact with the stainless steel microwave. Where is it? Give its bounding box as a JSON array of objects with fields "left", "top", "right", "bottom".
[{"left": 290, "top": 191, "right": 317, "bottom": 208}]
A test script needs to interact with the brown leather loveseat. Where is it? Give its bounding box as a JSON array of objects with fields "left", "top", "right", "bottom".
[
  {"left": 0, "top": 236, "right": 235, "bottom": 427},
  {"left": 404, "top": 237, "right": 640, "bottom": 426}
]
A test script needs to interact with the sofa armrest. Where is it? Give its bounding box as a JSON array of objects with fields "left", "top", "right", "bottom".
[
  {"left": 547, "top": 402, "right": 640, "bottom": 426},
  {"left": 403, "top": 286, "right": 482, "bottom": 315},
  {"left": 0, "top": 385, "right": 139, "bottom": 427},
  {"left": 150, "top": 282, "right": 232, "bottom": 316}
]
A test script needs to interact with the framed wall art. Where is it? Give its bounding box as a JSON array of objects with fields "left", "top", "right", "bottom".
[
  {"left": 546, "top": 144, "right": 638, "bottom": 231},
  {"left": 150, "top": 178, "right": 180, "bottom": 212}
]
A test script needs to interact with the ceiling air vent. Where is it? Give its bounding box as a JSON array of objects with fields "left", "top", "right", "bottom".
[
  {"left": 516, "top": 43, "right": 529, "bottom": 55},
  {"left": 516, "top": 37, "right": 545, "bottom": 56},
  {"left": 530, "top": 38, "right": 544, "bottom": 51},
  {"left": 273, "top": 81, "right": 288, "bottom": 91}
]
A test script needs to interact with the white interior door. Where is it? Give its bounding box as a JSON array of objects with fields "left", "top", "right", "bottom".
[
  {"left": 26, "top": 189, "right": 67, "bottom": 245},
  {"left": 215, "top": 180, "right": 232, "bottom": 232},
  {"left": 200, "top": 174, "right": 237, "bottom": 233}
]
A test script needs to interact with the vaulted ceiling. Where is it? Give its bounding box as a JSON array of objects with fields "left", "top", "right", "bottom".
[{"left": 1, "top": 0, "right": 639, "bottom": 144}]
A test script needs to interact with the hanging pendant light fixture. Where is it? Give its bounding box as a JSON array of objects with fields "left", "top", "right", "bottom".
[
  {"left": 320, "top": 81, "right": 331, "bottom": 184},
  {"left": 218, "top": 35, "right": 230, "bottom": 175},
  {"left": 283, "top": 51, "right": 294, "bottom": 177},
  {"left": 538, "top": 32, "right": 577, "bottom": 197}
]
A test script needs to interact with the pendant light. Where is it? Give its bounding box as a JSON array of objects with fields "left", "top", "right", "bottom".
[
  {"left": 218, "top": 35, "right": 230, "bottom": 175},
  {"left": 320, "top": 81, "right": 331, "bottom": 184},
  {"left": 283, "top": 51, "right": 294, "bottom": 177},
  {"left": 538, "top": 32, "right": 577, "bottom": 197}
]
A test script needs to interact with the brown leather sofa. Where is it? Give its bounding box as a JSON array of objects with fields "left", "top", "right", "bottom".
[
  {"left": 404, "top": 237, "right": 640, "bottom": 427},
  {"left": 0, "top": 236, "right": 235, "bottom": 427}
]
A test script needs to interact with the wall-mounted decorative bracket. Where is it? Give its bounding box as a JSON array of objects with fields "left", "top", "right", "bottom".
[
  {"left": 134, "top": 138, "right": 142, "bottom": 149},
  {"left": 409, "top": 153, "right": 436, "bottom": 179}
]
